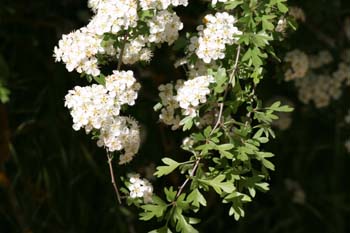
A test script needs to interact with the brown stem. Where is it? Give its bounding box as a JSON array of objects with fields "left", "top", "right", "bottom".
[
  {"left": 175, "top": 158, "right": 201, "bottom": 198},
  {"left": 211, "top": 45, "right": 241, "bottom": 136},
  {"left": 106, "top": 152, "right": 122, "bottom": 204},
  {"left": 117, "top": 33, "right": 128, "bottom": 71}
]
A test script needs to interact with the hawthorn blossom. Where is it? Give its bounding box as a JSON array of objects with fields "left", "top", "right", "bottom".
[
  {"left": 148, "top": 10, "right": 183, "bottom": 45},
  {"left": 65, "top": 70, "right": 141, "bottom": 160},
  {"left": 139, "top": 0, "right": 188, "bottom": 10},
  {"left": 176, "top": 75, "right": 215, "bottom": 116},
  {"left": 53, "top": 27, "right": 103, "bottom": 76},
  {"left": 284, "top": 50, "right": 309, "bottom": 81},
  {"left": 190, "top": 12, "right": 242, "bottom": 63},
  {"left": 128, "top": 174, "right": 153, "bottom": 203}
]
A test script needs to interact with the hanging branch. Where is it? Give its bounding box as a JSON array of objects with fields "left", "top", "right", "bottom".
[
  {"left": 175, "top": 45, "right": 241, "bottom": 199},
  {"left": 106, "top": 152, "right": 122, "bottom": 204}
]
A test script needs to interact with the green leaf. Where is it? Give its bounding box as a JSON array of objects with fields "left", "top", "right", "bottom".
[
  {"left": 140, "top": 196, "right": 167, "bottom": 221},
  {"left": 180, "top": 116, "right": 194, "bottom": 131},
  {"left": 277, "top": 2, "right": 288, "bottom": 13},
  {"left": 262, "top": 15, "right": 275, "bottom": 31},
  {"left": 173, "top": 36, "right": 188, "bottom": 51},
  {"left": 154, "top": 102, "right": 163, "bottom": 111},
  {"left": 173, "top": 208, "right": 199, "bottom": 233},
  {"left": 199, "top": 175, "right": 235, "bottom": 195},
  {"left": 0, "top": 83, "right": 10, "bottom": 103},
  {"left": 164, "top": 187, "right": 177, "bottom": 202},
  {"left": 217, "top": 144, "right": 234, "bottom": 151},
  {"left": 203, "top": 125, "right": 212, "bottom": 138},
  {"left": 255, "top": 182, "right": 270, "bottom": 191},
  {"left": 219, "top": 150, "right": 234, "bottom": 159},
  {"left": 149, "top": 226, "right": 173, "bottom": 233},
  {"left": 93, "top": 74, "right": 105, "bottom": 85},
  {"left": 187, "top": 189, "right": 207, "bottom": 210},
  {"left": 267, "top": 101, "right": 294, "bottom": 112},
  {"left": 224, "top": 0, "right": 243, "bottom": 10},
  {"left": 155, "top": 158, "right": 180, "bottom": 177},
  {"left": 262, "top": 158, "right": 275, "bottom": 170}
]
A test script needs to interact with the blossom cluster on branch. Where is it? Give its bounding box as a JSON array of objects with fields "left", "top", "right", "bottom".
[{"left": 55, "top": 0, "right": 293, "bottom": 232}]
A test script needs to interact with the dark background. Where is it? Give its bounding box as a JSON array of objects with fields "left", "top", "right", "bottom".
[{"left": 1, "top": 0, "right": 350, "bottom": 232}]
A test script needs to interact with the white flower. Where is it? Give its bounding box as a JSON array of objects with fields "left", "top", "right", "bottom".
[
  {"left": 284, "top": 50, "right": 309, "bottom": 81},
  {"left": 53, "top": 27, "right": 103, "bottom": 76},
  {"left": 87, "top": 0, "right": 138, "bottom": 35},
  {"left": 128, "top": 174, "right": 153, "bottom": 203},
  {"left": 64, "top": 84, "right": 117, "bottom": 132},
  {"left": 105, "top": 70, "right": 141, "bottom": 106},
  {"left": 276, "top": 17, "right": 287, "bottom": 33},
  {"left": 122, "top": 36, "right": 149, "bottom": 64},
  {"left": 97, "top": 116, "right": 141, "bottom": 159},
  {"left": 192, "top": 12, "right": 242, "bottom": 63},
  {"left": 139, "top": 0, "right": 188, "bottom": 10},
  {"left": 176, "top": 75, "right": 215, "bottom": 115},
  {"left": 65, "top": 70, "right": 141, "bottom": 160},
  {"left": 148, "top": 10, "right": 183, "bottom": 45},
  {"left": 309, "top": 50, "right": 333, "bottom": 69},
  {"left": 211, "top": 0, "right": 228, "bottom": 5}
]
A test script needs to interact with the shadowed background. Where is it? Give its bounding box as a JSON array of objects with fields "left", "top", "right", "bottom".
[{"left": 1, "top": 0, "right": 350, "bottom": 232}]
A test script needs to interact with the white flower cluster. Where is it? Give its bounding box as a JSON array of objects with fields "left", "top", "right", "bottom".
[
  {"left": 276, "top": 17, "right": 288, "bottom": 33},
  {"left": 98, "top": 116, "right": 140, "bottom": 164},
  {"left": 105, "top": 70, "right": 141, "bottom": 105},
  {"left": 176, "top": 75, "right": 215, "bottom": 115},
  {"left": 55, "top": 0, "right": 185, "bottom": 76},
  {"left": 158, "top": 75, "right": 214, "bottom": 129},
  {"left": 121, "top": 10, "right": 183, "bottom": 63},
  {"left": 65, "top": 70, "right": 141, "bottom": 163},
  {"left": 309, "top": 50, "right": 333, "bottom": 69},
  {"left": 53, "top": 28, "right": 104, "bottom": 76},
  {"left": 286, "top": 49, "right": 350, "bottom": 108},
  {"left": 86, "top": 0, "right": 138, "bottom": 35},
  {"left": 189, "top": 12, "right": 242, "bottom": 63},
  {"left": 284, "top": 50, "right": 309, "bottom": 81},
  {"left": 158, "top": 81, "right": 182, "bottom": 130},
  {"left": 139, "top": 0, "right": 188, "bottom": 10},
  {"left": 128, "top": 174, "right": 153, "bottom": 203},
  {"left": 148, "top": 10, "right": 184, "bottom": 45}
]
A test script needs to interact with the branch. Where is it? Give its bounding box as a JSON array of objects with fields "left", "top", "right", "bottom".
[
  {"left": 175, "top": 45, "right": 242, "bottom": 199},
  {"left": 211, "top": 45, "right": 241, "bottom": 136},
  {"left": 117, "top": 33, "right": 128, "bottom": 71},
  {"left": 106, "top": 152, "right": 122, "bottom": 204},
  {"left": 175, "top": 158, "right": 201, "bottom": 198}
]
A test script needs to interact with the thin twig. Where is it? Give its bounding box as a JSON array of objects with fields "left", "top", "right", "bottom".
[
  {"left": 106, "top": 152, "right": 122, "bottom": 204},
  {"left": 229, "top": 44, "right": 241, "bottom": 84},
  {"left": 210, "top": 45, "right": 241, "bottom": 136},
  {"left": 117, "top": 33, "right": 128, "bottom": 71},
  {"left": 175, "top": 158, "right": 201, "bottom": 198},
  {"left": 211, "top": 103, "right": 224, "bottom": 136}
]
